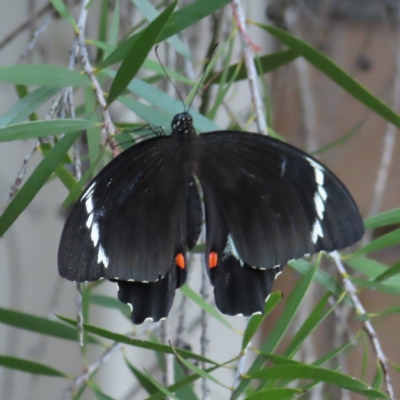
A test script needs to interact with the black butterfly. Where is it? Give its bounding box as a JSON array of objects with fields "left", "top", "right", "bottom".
[{"left": 58, "top": 112, "right": 364, "bottom": 324}]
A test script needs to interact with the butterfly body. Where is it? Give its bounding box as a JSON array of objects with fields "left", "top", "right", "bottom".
[{"left": 58, "top": 112, "right": 364, "bottom": 324}]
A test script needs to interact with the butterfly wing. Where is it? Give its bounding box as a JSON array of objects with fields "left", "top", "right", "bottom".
[
  {"left": 58, "top": 137, "right": 192, "bottom": 283},
  {"left": 115, "top": 175, "right": 202, "bottom": 324},
  {"left": 196, "top": 131, "right": 364, "bottom": 270}
]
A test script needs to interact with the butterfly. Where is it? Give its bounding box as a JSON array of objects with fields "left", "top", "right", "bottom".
[{"left": 58, "top": 112, "right": 364, "bottom": 324}]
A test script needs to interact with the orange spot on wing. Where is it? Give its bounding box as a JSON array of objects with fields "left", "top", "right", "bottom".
[
  {"left": 175, "top": 253, "right": 185, "bottom": 269},
  {"left": 208, "top": 252, "right": 218, "bottom": 268}
]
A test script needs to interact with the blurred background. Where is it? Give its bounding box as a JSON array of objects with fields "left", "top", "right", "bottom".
[{"left": 0, "top": 0, "right": 399, "bottom": 399}]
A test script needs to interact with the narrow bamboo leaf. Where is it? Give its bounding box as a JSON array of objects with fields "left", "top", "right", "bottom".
[
  {"left": 247, "top": 365, "right": 388, "bottom": 398},
  {"left": 57, "top": 315, "right": 217, "bottom": 364},
  {"left": 91, "top": 294, "right": 130, "bottom": 317},
  {"left": 369, "top": 306, "right": 400, "bottom": 319},
  {"left": 212, "top": 50, "right": 298, "bottom": 83},
  {"left": 245, "top": 388, "right": 303, "bottom": 400},
  {"left": 374, "top": 261, "right": 400, "bottom": 283},
  {"left": 107, "top": 1, "right": 176, "bottom": 105},
  {"left": 124, "top": 356, "right": 159, "bottom": 395},
  {"left": 145, "top": 365, "right": 220, "bottom": 400},
  {"left": 125, "top": 78, "right": 218, "bottom": 131},
  {"left": 95, "top": 0, "right": 110, "bottom": 62},
  {"left": 89, "top": 381, "right": 116, "bottom": 400},
  {"left": 142, "top": 369, "right": 179, "bottom": 399},
  {"left": 349, "top": 228, "right": 400, "bottom": 258},
  {"left": 174, "top": 361, "right": 198, "bottom": 400},
  {"left": 132, "top": 0, "right": 190, "bottom": 58},
  {"left": 312, "top": 119, "right": 364, "bottom": 155},
  {"left": 350, "top": 277, "right": 400, "bottom": 297},
  {"left": 0, "top": 307, "right": 99, "bottom": 343},
  {"left": 51, "top": 0, "right": 78, "bottom": 31},
  {"left": 284, "top": 291, "right": 337, "bottom": 357},
  {"left": 232, "top": 260, "right": 318, "bottom": 399},
  {"left": 100, "top": 0, "right": 231, "bottom": 68},
  {"left": 364, "top": 207, "right": 400, "bottom": 229},
  {"left": 371, "top": 363, "right": 384, "bottom": 396},
  {"left": 0, "top": 131, "right": 80, "bottom": 237},
  {"left": 345, "top": 256, "right": 400, "bottom": 287},
  {"left": 173, "top": 348, "right": 229, "bottom": 390},
  {"left": 109, "top": 0, "right": 120, "bottom": 46},
  {"left": 0, "top": 87, "right": 60, "bottom": 127},
  {"left": 0, "top": 65, "right": 90, "bottom": 87},
  {"left": 180, "top": 285, "right": 236, "bottom": 332},
  {"left": 288, "top": 259, "right": 343, "bottom": 297},
  {"left": 0, "top": 119, "right": 97, "bottom": 142},
  {"left": 242, "top": 292, "right": 282, "bottom": 350},
  {"left": 0, "top": 355, "right": 67, "bottom": 377},
  {"left": 257, "top": 23, "right": 400, "bottom": 128}
]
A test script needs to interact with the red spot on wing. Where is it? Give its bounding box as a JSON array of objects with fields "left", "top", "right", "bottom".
[
  {"left": 175, "top": 253, "right": 185, "bottom": 269},
  {"left": 208, "top": 252, "right": 218, "bottom": 268}
]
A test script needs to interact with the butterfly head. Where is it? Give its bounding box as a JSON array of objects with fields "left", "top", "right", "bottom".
[{"left": 171, "top": 112, "right": 194, "bottom": 137}]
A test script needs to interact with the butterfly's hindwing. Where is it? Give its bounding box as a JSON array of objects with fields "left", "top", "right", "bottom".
[{"left": 203, "top": 189, "right": 282, "bottom": 316}]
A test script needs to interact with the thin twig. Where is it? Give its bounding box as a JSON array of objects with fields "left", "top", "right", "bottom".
[
  {"left": 231, "top": 332, "right": 250, "bottom": 390},
  {"left": 231, "top": 0, "right": 267, "bottom": 135},
  {"left": 330, "top": 251, "right": 396, "bottom": 400},
  {"left": 76, "top": 0, "right": 116, "bottom": 139},
  {"left": 200, "top": 266, "right": 210, "bottom": 400}
]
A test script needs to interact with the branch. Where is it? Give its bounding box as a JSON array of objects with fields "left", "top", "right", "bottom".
[
  {"left": 231, "top": 0, "right": 267, "bottom": 135},
  {"left": 330, "top": 251, "right": 396, "bottom": 400}
]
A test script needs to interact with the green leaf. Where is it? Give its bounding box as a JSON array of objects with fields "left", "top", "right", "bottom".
[
  {"left": 246, "top": 365, "right": 388, "bottom": 398},
  {"left": 0, "top": 87, "right": 60, "bottom": 127},
  {"left": 0, "top": 119, "right": 97, "bottom": 142},
  {"left": 180, "top": 285, "right": 236, "bottom": 332},
  {"left": 142, "top": 369, "right": 180, "bottom": 399},
  {"left": 57, "top": 315, "right": 218, "bottom": 364},
  {"left": 0, "top": 355, "right": 67, "bottom": 377},
  {"left": 124, "top": 356, "right": 159, "bottom": 395},
  {"left": 242, "top": 292, "right": 282, "bottom": 350},
  {"left": 91, "top": 294, "right": 130, "bottom": 317},
  {"left": 100, "top": 0, "right": 231, "bottom": 68},
  {"left": 284, "top": 291, "right": 339, "bottom": 357},
  {"left": 212, "top": 50, "right": 298, "bottom": 83},
  {"left": 373, "top": 261, "right": 400, "bottom": 283},
  {"left": 0, "top": 131, "right": 80, "bottom": 237},
  {"left": 350, "top": 276, "right": 400, "bottom": 297},
  {"left": 145, "top": 365, "right": 220, "bottom": 400},
  {"left": 232, "top": 259, "right": 319, "bottom": 399},
  {"left": 0, "top": 65, "right": 90, "bottom": 87},
  {"left": 0, "top": 307, "right": 99, "bottom": 343},
  {"left": 173, "top": 348, "right": 229, "bottom": 390},
  {"left": 51, "top": 0, "right": 78, "bottom": 31},
  {"left": 89, "top": 381, "right": 116, "bottom": 400},
  {"left": 349, "top": 228, "right": 400, "bottom": 258},
  {"left": 364, "top": 207, "right": 400, "bottom": 229},
  {"left": 289, "top": 258, "right": 343, "bottom": 297},
  {"left": 132, "top": 0, "right": 190, "bottom": 58},
  {"left": 257, "top": 23, "right": 400, "bottom": 128},
  {"left": 174, "top": 361, "right": 198, "bottom": 400},
  {"left": 245, "top": 388, "right": 303, "bottom": 400},
  {"left": 107, "top": 1, "right": 177, "bottom": 105}
]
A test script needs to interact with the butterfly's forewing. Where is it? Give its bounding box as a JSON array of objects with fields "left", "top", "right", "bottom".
[
  {"left": 115, "top": 176, "right": 202, "bottom": 324},
  {"left": 196, "top": 131, "right": 364, "bottom": 270},
  {"left": 58, "top": 137, "right": 191, "bottom": 283}
]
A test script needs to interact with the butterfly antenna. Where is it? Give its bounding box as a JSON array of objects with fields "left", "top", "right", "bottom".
[
  {"left": 155, "top": 45, "right": 187, "bottom": 112},
  {"left": 187, "top": 43, "right": 218, "bottom": 113}
]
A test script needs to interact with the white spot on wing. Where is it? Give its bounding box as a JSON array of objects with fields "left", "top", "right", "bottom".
[
  {"left": 235, "top": 313, "right": 243, "bottom": 317},
  {"left": 91, "top": 222, "right": 100, "bottom": 246},
  {"left": 223, "top": 234, "right": 244, "bottom": 266},
  {"left": 311, "top": 220, "right": 324, "bottom": 243},
  {"left": 85, "top": 195, "right": 94, "bottom": 214},
  {"left": 127, "top": 303, "right": 133, "bottom": 311},
  {"left": 145, "top": 317, "right": 153, "bottom": 322},
  {"left": 318, "top": 185, "right": 328, "bottom": 201},
  {"left": 314, "top": 192, "right": 325, "bottom": 219},
  {"left": 97, "top": 245, "right": 109, "bottom": 268},
  {"left": 86, "top": 212, "right": 94, "bottom": 229}
]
